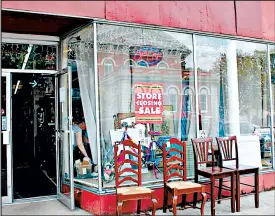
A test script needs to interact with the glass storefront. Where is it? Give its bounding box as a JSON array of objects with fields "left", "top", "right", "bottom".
[{"left": 63, "top": 22, "right": 275, "bottom": 191}]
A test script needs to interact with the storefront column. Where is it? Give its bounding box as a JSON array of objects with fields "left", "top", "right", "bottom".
[{"left": 226, "top": 40, "right": 241, "bottom": 136}]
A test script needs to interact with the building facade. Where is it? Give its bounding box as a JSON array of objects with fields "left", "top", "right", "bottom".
[{"left": 1, "top": 1, "right": 275, "bottom": 215}]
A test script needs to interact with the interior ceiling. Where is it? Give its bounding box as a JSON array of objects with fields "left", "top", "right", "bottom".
[{"left": 2, "top": 10, "right": 91, "bottom": 36}]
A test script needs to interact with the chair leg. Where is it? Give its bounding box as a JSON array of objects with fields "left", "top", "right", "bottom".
[
  {"left": 137, "top": 200, "right": 141, "bottom": 214},
  {"left": 117, "top": 201, "right": 123, "bottom": 216},
  {"left": 172, "top": 196, "right": 178, "bottom": 216},
  {"left": 231, "top": 173, "right": 235, "bottom": 213},
  {"left": 218, "top": 178, "right": 223, "bottom": 204},
  {"left": 152, "top": 198, "right": 157, "bottom": 216},
  {"left": 236, "top": 172, "right": 240, "bottom": 212},
  {"left": 193, "top": 174, "right": 199, "bottom": 207},
  {"left": 163, "top": 186, "right": 168, "bottom": 213},
  {"left": 255, "top": 170, "right": 259, "bottom": 208},
  {"left": 200, "top": 192, "right": 207, "bottom": 216},
  {"left": 210, "top": 177, "right": 216, "bottom": 216},
  {"left": 181, "top": 194, "right": 186, "bottom": 208}
]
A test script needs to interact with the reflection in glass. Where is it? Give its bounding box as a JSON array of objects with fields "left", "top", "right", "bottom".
[
  {"left": 236, "top": 41, "right": 270, "bottom": 169},
  {"left": 97, "top": 24, "right": 195, "bottom": 185},
  {"left": 1, "top": 43, "right": 57, "bottom": 70},
  {"left": 196, "top": 36, "right": 234, "bottom": 138}
]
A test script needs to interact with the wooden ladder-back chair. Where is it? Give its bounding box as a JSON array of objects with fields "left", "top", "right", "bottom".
[
  {"left": 114, "top": 140, "right": 157, "bottom": 216},
  {"left": 191, "top": 137, "right": 236, "bottom": 216},
  {"left": 216, "top": 136, "right": 259, "bottom": 212},
  {"left": 163, "top": 138, "right": 207, "bottom": 216}
]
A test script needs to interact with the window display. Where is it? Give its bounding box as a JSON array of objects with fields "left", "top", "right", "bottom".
[
  {"left": 63, "top": 22, "right": 275, "bottom": 191},
  {"left": 97, "top": 24, "right": 195, "bottom": 186}
]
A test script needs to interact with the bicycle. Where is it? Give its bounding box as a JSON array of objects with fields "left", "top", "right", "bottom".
[{"left": 102, "top": 122, "right": 173, "bottom": 182}]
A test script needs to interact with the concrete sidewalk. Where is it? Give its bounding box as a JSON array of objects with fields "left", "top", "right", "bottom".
[
  {"left": 156, "top": 190, "right": 275, "bottom": 215},
  {"left": 2, "top": 190, "right": 275, "bottom": 215}
]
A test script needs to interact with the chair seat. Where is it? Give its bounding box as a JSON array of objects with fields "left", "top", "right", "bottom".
[
  {"left": 117, "top": 186, "right": 152, "bottom": 196},
  {"left": 223, "top": 164, "right": 259, "bottom": 171},
  {"left": 198, "top": 166, "right": 234, "bottom": 176},
  {"left": 167, "top": 181, "right": 202, "bottom": 190}
]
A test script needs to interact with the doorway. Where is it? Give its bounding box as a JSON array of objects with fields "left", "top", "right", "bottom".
[{"left": 11, "top": 73, "right": 56, "bottom": 199}]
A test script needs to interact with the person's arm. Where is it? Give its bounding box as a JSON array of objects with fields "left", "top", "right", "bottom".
[
  {"left": 75, "top": 132, "right": 89, "bottom": 158},
  {"left": 83, "top": 135, "right": 89, "bottom": 144}
]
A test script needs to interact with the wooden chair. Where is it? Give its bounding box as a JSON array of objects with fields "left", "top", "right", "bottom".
[
  {"left": 191, "top": 137, "right": 236, "bottom": 216},
  {"left": 163, "top": 138, "right": 207, "bottom": 216},
  {"left": 114, "top": 139, "right": 157, "bottom": 216},
  {"left": 216, "top": 136, "right": 259, "bottom": 212}
]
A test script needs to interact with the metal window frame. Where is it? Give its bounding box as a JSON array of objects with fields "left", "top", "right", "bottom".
[
  {"left": 267, "top": 44, "right": 275, "bottom": 169},
  {"left": 93, "top": 22, "right": 103, "bottom": 191}
]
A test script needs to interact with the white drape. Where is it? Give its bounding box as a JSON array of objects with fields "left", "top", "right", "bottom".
[{"left": 75, "top": 43, "right": 98, "bottom": 164}]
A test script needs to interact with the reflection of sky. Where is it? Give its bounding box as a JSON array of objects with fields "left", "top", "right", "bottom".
[
  {"left": 166, "top": 32, "right": 193, "bottom": 69},
  {"left": 167, "top": 33, "right": 269, "bottom": 72}
]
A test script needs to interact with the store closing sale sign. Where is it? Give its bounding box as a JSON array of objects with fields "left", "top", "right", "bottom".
[{"left": 135, "top": 83, "right": 163, "bottom": 124}]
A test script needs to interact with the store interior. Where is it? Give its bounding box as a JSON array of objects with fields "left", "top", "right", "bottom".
[{"left": 12, "top": 73, "right": 56, "bottom": 199}]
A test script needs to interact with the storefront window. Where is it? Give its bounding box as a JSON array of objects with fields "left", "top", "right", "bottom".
[
  {"left": 196, "top": 36, "right": 233, "bottom": 138},
  {"left": 196, "top": 36, "right": 270, "bottom": 170},
  {"left": 270, "top": 44, "right": 275, "bottom": 168},
  {"left": 1, "top": 43, "right": 57, "bottom": 70},
  {"left": 97, "top": 24, "right": 195, "bottom": 186},
  {"left": 62, "top": 25, "right": 99, "bottom": 187},
  {"left": 236, "top": 41, "right": 270, "bottom": 169}
]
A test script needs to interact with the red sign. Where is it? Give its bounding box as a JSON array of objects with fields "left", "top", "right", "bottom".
[
  {"left": 135, "top": 83, "right": 163, "bottom": 124},
  {"left": 132, "top": 47, "right": 163, "bottom": 67}
]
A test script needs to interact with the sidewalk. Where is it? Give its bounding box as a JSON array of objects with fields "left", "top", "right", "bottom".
[
  {"left": 156, "top": 190, "right": 275, "bottom": 215},
  {"left": 2, "top": 190, "right": 274, "bottom": 215}
]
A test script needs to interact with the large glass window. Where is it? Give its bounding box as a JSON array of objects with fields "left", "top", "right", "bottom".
[
  {"left": 196, "top": 36, "right": 270, "bottom": 170},
  {"left": 97, "top": 24, "right": 195, "bottom": 186},
  {"left": 270, "top": 44, "right": 275, "bottom": 168},
  {"left": 62, "top": 25, "right": 99, "bottom": 188},
  {"left": 236, "top": 41, "right": 270, "bottom": 169},
  {"left": 62, "top": 23, "right": 275, "bottom": 192}
]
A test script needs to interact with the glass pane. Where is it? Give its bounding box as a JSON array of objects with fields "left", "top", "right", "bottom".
[
  {"left": 64, "top": 25, "right": 98, "bottom": 187},
  {"left": 236, "top": 41, "right": 270, "bottom": 170},
  {"left": 196, "top": 36, "right": 270, "bottom": 170},
  {"left": 1, "top": 43, "right": 57, "bottom": 70},
  {"left": 270, "top": 44, "right": 275, "bottom": 168},
  {"left": 97, "top": 24, "right": 195, "bottom": 186}
]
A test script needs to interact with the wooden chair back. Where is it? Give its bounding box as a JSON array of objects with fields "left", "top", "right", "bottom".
[
  {"left": 114, "top": 140, "right": 142, "bottom": 188},
  {"left": 216, "top": 136, "right": 239, "bottom": 168},
  {"left": 163, "top": 138, "right": 187, "bottom": 183},
  {"left": 191, "top": 137, "right": 215, "bottom": 169}
]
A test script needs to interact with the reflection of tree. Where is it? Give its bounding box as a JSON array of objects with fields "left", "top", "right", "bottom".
[
  {"left": 237, "top": 50, "right": 268, "bottom": 116},
  {"left": 212, "top": 49, "right": 268, "bottom": 123}
]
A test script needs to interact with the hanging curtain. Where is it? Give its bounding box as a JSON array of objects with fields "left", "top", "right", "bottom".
[{"left": 74, "top": 41, "right": 98, "bottom": 164}]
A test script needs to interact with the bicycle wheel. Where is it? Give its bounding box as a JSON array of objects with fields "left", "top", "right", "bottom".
[{"left": 102, "top": 146, "right": 115, "bottom": 183}]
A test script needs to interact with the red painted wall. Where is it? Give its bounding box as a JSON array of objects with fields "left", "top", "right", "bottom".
[{"left": 2, "top": 1, "right": 274, "bottom": 40}]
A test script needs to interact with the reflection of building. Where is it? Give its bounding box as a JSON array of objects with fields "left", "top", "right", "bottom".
[{"left": 95, "top": 26, "right": 193, "bottom": 152}]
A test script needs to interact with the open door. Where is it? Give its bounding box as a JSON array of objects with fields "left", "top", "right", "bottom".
[
  {"left": 1, "top": 72, "right": 12, "bottom": 204},
  {"left": 55, "top": 66, "right": 75, "bottom": 210}
]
